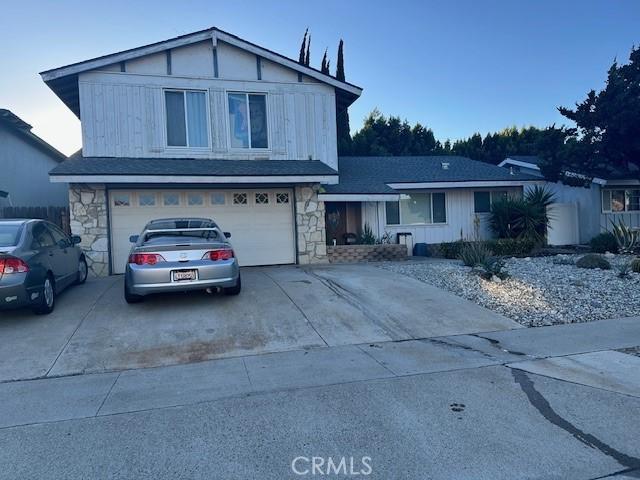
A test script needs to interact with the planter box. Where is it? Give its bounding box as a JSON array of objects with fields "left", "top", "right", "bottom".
[{"left": 327, "top": 244, "right": 408, "bottom": 263}]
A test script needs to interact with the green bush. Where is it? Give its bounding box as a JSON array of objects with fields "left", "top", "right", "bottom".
[
  {"left": 610, "top": 218, "right": 639, "bottom": 254},
  {"left": 484, "top": 238, "right": 536, "bottom": 256},
  {"left": 631, "top": 258, "right": 640, "bottom": 273},
  {"left": 459, "top": 242, "right": 492, "bottom": 267},
  {"left": 590, "top": 232, "right": 618, "bottom": 253},
  {"left": 358, "top": 223, "right": 376, "bottom": 245},
  {"left": 434, "top": 240, "right": 466, "bottom": 259},
  {"left": 476, "top": 257, "right": 509, "bottom": 280},
  {"left": 489, "top": 185, "right": 555, "bottom": 243},
  {"left": 576, "top": 254, "right": 611, "bottom": 270}
]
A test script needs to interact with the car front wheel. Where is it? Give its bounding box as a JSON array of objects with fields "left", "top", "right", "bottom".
[{"left": 33, "top": 275, "right": 55, "bottom": 315}]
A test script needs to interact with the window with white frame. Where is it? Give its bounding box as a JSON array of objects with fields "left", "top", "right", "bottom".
[
  {"left": 385, "top": 193, "right": 447, "bottom": 225},
  {"left": 165, "top": 90, "right": 209, "bottom": 148},
  {"left": 211, "top": 193, "right": 226, "bottom": 205},
  {"left": 113, "top": 193, "right": 130, "bottom": 207},
  {"left": 138, "top": 193, "right": 156, "bottom": 207},
  {"left": 227, "top": 93, "right": 268, "bottom": 149},
  {"left": 187, "top": 193, "right": 204, "bottom": 206},
  {"left": 602, "top": 189, "right": 640, "bottom": 213},
  {"left": 163, "top": 192, "right": 180, "bottom": 206},
  {"left": 473, "top": 190, "right": 508, "bottom": 213}
]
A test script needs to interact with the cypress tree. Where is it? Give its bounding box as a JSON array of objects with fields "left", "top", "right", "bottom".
[
  {"left": 321, "top": 49, "right": 329, "bottom": 74},
  {"left": 305, "top": 35, "right": 311, "bottom": 66},
  {"left": 298, "top": 29, "right": 307, "bottom": 65},
  {"left": 335, "top": 39, "right": 351, "bottom": 154}
]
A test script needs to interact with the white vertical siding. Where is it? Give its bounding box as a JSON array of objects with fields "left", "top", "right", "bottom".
[
  {"left": 365, "top": 188, "right": 521, "bottom": 244},
  {"left": 78, "top": 71, "right": 338, "bottom": 168}
]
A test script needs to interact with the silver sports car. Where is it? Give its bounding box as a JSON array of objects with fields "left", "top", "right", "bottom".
[{"left": 124, "top": 218, "right": 241, "bottom": 303}]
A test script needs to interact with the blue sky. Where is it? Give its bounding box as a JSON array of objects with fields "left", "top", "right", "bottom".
[{"left": 1, "top": 0, "right": 638, "bottom": 155}]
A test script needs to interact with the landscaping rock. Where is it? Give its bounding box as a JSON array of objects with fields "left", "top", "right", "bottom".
[{"left": 380, "top": 255, "right": 640, "bottom": 327}]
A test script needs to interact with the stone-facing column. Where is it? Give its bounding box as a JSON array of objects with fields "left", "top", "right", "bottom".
[
  {"left": 69, "top": 184, "right": 109, "bottom": 277},
  {"left": 295, "top": 184, "right": 327, "bottom": 264}
]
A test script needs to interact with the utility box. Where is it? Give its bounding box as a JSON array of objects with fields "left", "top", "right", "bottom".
[{"left": 397, "top": 232, "right": 413, "bottom": 256}]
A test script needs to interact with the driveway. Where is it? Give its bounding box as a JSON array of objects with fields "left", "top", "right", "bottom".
[{"left": 0, "top": 263, "right": 519, "bottom": 382}]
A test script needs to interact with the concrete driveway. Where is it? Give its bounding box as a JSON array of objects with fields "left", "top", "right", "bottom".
[{"left": 0, "top": 263, "right": 518, "bottom": 382}]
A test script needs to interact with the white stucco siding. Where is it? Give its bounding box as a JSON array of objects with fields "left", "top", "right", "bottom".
[
  {"left": 171, "top": 41, "right": 215, "bottom": 77},
  {"left": 365, "top": 188, "right": 522, "bottom": 244},
  {"left": 78, "top": 71, "right": 338, "bottom": 168},
  {"left": 0, "top": 127, "right": 68, "bottom": 207}
]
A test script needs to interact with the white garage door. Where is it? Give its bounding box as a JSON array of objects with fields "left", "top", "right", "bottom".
[{"left": 109, "top": 188, "right": 295, "bottom": 274}]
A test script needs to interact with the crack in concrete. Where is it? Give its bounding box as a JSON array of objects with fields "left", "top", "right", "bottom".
[
  {"left": 512, "top": 369, "right": 640, "bottom": 470},
  {"left": 427, "top": 337, "right": 497, "bottom": 359},
  {"left": 470, "top": 333, "right": 528, "bottom": 356}
]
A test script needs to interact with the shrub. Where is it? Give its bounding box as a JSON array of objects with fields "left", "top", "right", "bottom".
[
  {"left": 435, "top": 240, "right": 466, "bottom": 259},
  {"left": 617, "top": 262, "right": 632, "bottom": 279},
  {"left": 476, "top": 256, "right": 509, "bottom": 280},
  {"left": 489, "top": 186, "right": 555, "bottom": 243},
  {"left": 631, "top": 258, "right": 640, "bottom": 273},
  {"left": 485, "top": 238, "right": 536, "bottom": 257},
  {"left": 358, "top": 223, "right": 376, "bottom": 245},
  {"left": 590, "top": 232, "right": 618, "bottom": 254},
  {"left": 459, "top": 242, "right": 492, "bottom": 267},
  {"left": 610, "top": 219, "right": 639, "bottom": 254},
  {"left": 576, "top": 254, "right": 611, "bottom": 270}
]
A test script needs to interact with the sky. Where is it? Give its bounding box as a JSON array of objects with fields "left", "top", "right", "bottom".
[{"left": 1, "top": 0, "right": 638, "bottom": 156}]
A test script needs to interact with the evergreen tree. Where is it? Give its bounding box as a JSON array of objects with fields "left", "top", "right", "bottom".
[
  {"left": 335, "top": 39, "right": 352, "bottom": 155},
  {"left": 298, "top": 29, "right": 307, "bottom": 65},
  {"left": 320, "top": 49, "right": 329, "bottom": 74},
  {"left": 305, "top": 35, "right": 311, "bottom": 66}
]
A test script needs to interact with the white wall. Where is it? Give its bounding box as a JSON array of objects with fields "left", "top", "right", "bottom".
[
  {"left": 78, "top": 40, "right": 338, "bottom": 168},
  {"left": 364, "top": 188, "right": 521, "bottom": 244},
  {"left": 525, "top": 181, "right": 601, "bottom": 243},
  {"left": 0, "top": 127, "right": 68, "bottom": 207}
]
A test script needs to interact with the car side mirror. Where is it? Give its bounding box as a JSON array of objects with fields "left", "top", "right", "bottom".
[
  {"left": 71, "top": 235, "right": 82, "bottom": 245},
  {"left": 129, "top": 235, "right": 139, "bottom": 243},
  {"left": 224, "top": 232, "right": 231, "bottom": 238}
]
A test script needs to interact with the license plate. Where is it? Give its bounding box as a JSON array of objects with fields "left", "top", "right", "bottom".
[{"left": 172, "top": 269, "right": 197, "bottom": 282}]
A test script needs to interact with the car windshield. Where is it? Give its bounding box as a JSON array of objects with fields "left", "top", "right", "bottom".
[
  {"left": 148, "top": 219, "right": 216, "bottom": 230},
  {"left": 142, "top": 229, "right": 220, "bottom": 245},
  {"left": 0, "top": 224, "right": 22, "bottom": 247}
]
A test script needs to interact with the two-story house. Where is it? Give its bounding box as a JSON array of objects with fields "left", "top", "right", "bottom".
[{"left": 42, "top": 27, "right": 362, "bottom": 276}]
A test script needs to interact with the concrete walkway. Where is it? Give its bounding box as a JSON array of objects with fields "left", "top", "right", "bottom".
[{"left": 1, "top": 316, "right": 639, "bottom": 479}]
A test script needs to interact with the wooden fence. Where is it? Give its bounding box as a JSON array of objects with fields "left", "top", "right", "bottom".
[{"left": 0, "top": 206, "right": 70, "bottom": 234}]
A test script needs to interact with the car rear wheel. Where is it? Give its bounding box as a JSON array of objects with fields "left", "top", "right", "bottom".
[
  {"left": 124, "top": 280, "right": 143, "bottom": 304},
  {"left": 223, "top": 274, "right": 241, "bottom": 296},
  {"left": 75, "top": 257, "right": 88, "bottom": 285},
  {"left": 33, "top": 275, "right": 55, "bottom": 315}
]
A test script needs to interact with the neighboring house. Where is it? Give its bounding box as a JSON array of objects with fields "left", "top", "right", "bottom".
[
  {"left": 0, "top": 109, "right": 67, "bottom": 207},
  {"left": 499, "top": 156, "right": 640, "bottom": 244},
  {"left": 42, "top": 27, "right": 362, "bottom": 276},
  {"left": 319, "top": 156, "right": 541, "bottom": 246}
]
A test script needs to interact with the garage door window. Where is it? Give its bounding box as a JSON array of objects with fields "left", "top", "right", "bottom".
[
  {"left": 187, "top": 193, "right": 204, "bottom": 206},
  {"left": 163, "top": 193, "right": 180, "bottom": 206},
  {"left": 276, "top": 192, "right": 290, "bottom": 204},
  {"left": 255, "top": 192, "right": 269, "bottom": 205},
  {"left": 138, "top": 193, "right": 156, "bottom": 207},
  {"left": 113, "top": 193, "right": 130, "bottom": 207},
  {"left": 211, "top": 193, "right": 226, "bottom": 205},
  {"left": 233, "top": 193, "right": 247, "bottom": 205}
]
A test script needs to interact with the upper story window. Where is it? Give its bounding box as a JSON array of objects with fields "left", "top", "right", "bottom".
[
  {"left": 228, "top": 93, "right": 268, "bottom": 149},
  {"left": 165, "top": 90, "right": 209, "bottom": 148}
]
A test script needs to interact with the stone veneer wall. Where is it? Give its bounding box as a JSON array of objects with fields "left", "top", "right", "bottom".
[
  {"left": 69, "top": 184, "right": 109, "bottom": 277},
  {"left": 327, "top": 244, "right": 408, "bottom": 263},
  {"left": 295, "top": 184, "right": 327, "bottom": 264}
]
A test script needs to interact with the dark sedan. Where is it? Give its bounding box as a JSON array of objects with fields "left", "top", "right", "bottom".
[{"left": 0, "top": 219, "right": 88, "bottom": 314}]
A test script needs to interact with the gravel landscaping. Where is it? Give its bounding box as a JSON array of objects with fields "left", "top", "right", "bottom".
[{"left": 380, "top": 255, "right": 640, "bottom": 327}]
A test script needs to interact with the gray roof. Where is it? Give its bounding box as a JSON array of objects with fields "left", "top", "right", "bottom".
[
  {"left": 49, "top": 154, "right": 338, "bottom": 178},
  {"left": 0, "top": 109, "right": 66, "bottom": 162},
  {"left": 325, "top": 156, "right": 540, "bottom": 194}
]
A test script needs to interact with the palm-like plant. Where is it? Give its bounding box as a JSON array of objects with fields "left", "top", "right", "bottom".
[
  {"left": 488, "top": 186, "right": 556, "bottom": 244},
  {"left": 610, "top": 218, "right": 639, "bottom": 254}
]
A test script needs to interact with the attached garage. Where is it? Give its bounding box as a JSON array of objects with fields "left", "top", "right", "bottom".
[{"left": 109, "top": 188, "right": 295, "bottom": 274}]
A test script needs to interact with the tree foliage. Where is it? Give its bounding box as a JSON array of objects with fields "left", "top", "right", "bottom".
[
  {"left": 298, "top": 29, "right": 307, "bottom": 65},
  {"left": 335, "top": 39, "right": 352, "bottom": 155},
  {"left": 558, "top": 46, "right": 640, "bottom": 179},
  {"left": 320, "top": 49, "right": 329, "bottom": 74}
]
